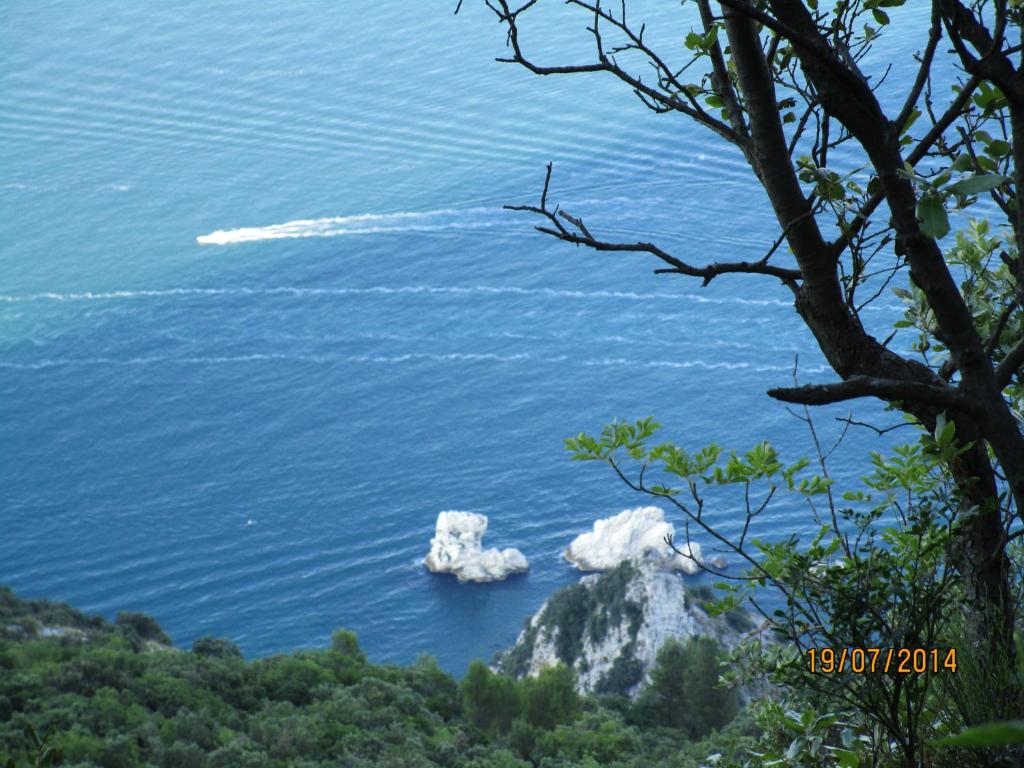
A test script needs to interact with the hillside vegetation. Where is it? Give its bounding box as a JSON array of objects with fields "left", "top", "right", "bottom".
[{"left": 0, "top": 587, "right": 751, "bottom": 768}]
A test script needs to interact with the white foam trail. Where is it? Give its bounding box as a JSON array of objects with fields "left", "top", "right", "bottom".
[
  {"left": 0, "top": 285, "right": 793, "bottom": 307},
  {"left": 584, "top": 357, "right": 830, "bottom": 374},
  {"left": 0, "top": 353, "right": 828, "bottom": 374},
  {"left": 0, "top": 285, "right": 902, "bottom": 312},
  {"left": 196, "top": 207, "right": 497, "bottom": 245}
]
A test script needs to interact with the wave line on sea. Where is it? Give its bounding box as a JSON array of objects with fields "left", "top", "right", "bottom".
[
  {"left": 0, "top": 285, "right": 838, "bottom": 310},
  {"left": 0, "top": 352, "right": 830, "bottom": 374}
]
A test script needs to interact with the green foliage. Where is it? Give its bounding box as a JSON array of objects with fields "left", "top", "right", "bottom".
[
  {"left": 0, "top": 585, "right": 766, "bottom": 767},
  {"left": 254, "top": 654, "right": 331, "bottom": 705},
  {"left": 631, "top": 638, "right": 739, "bottom": 739},
  {"left": 496, "top": 618, "right": 540, "bottom": 679},
  {"left": 407, "top": 654, "right": 462, "bottom": 721},
  {"left": 529, "top": 562, "right": 645, "bottom": 669},
  {"left": 542, "top": 583, "right": 592, "bottom": 666},
  {"left": 6, "top": 725, "right": 63, "bottom": 768},
  {"left": 592, "top": 645, "right": 644, "bottom": 698},
  {"left": 750, "top": 702, "right": 868, "bottom": 768},
  {"left": 563, "top": 414, "right": 1024, "bottom": 765},
  {"left": 115, "top": 611, "right": 172, "bottom": 646},
  {"left": 499, "top": 565, "right": 748, "bottom": 700},
  {"left": 522, "top": 665, "right": 580, "bottom": 730},
  {"left": 936, "top": 721, "right": 1024, "bottom": 747},
  {"left": 894, "top": 219, "right": 1024, "bottom": 405},
  {"left": 461, "top": 661, "right": 523, "bottom": 734},
  {"left": 191, "top": 637, "right": 242, "bottom": 660},
  {"left": 331, "top": 629, "right": 365, "bottom": 661}
]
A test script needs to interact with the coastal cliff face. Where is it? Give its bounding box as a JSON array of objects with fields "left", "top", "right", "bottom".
[{"left": 495, "top": 562, "right": 754, "bottom": 697}]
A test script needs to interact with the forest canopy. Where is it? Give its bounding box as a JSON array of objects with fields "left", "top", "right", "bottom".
[{"left": 0, "top": 586, "right": 752, "bottom": 768}]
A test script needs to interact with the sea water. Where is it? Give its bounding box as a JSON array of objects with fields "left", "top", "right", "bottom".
[{"left": 2, "top": 1, "right": 928, "bottom": 671}]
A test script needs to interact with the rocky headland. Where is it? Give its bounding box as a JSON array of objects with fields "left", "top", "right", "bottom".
[{"left": 495, "top": 561, "right": 756, "bottom": 697}]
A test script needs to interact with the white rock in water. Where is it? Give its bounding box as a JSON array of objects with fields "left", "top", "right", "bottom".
[
  {"left": 564, "top": 506, "right": 704, "bottom": 574},
  {"left": 424, "top": 511, "right": 529, "bottom": 583}
]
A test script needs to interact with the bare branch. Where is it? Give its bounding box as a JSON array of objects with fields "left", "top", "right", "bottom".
[
  {"left": 697, "top": 0, "right": 750, "bottom": 140},
  {"left": 768, "top": 375, "right": 974, "bottom": 412},
  {"left": 834, "top": 415, "right": 917, "bottom": 437},
  {"left": 486, "top": 0, "right": 746, "bottom": 145},
  {"left": 832, "top": 75, "right": 982, "bottom": 259},
  {"left": 893, "top": 7, "right": 942, "bottom": 134},
  {"left": 505, "top": 166, "right": 802, "bottom": 289},
  {"left": 996, "top": 337, "right": 1024, "bottom": 388}
]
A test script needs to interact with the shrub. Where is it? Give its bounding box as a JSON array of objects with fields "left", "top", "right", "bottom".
[
  {"left": 539, "top": 562, "right": 644, "bottom": 666},
  {"left": 593, "top": 644, "right": 644, "bottom": 696},
  {"left": 406, "top": 654, "right": 460, "bottom": 720},
  {"left": 331, "top": 629, "right": 365, "bottom": 661},
  {"left": 460, "top": 662, "right": 522, "bottom": 733},
  {"left": 522, "top": 664, "right": 580, "bottom": 730},
  {"left": 192, "top": 637, "right": 243, "bottom": 660},
  {"left": 631, "top": 636, "right": 739, "bottom": 738},
  {"left": 115, "top": 612, "right": 171, "bottom": 645}
]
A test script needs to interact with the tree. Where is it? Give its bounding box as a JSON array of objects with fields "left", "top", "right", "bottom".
[
  {"left": 115, "top": 611, "right": 171, "bottom": 646},
  {"left": 192, "top": 637, "right": 243, "bottom": 660},
  {"left": 469, "top": 0, "right": 1022, "bottom": 649},
  {"left": 633, "top": 637, "right": 740, "bottom": 739},
  {"left": 522, "top": 664, "right": 581, "bottom": 730},
  {"left": 330, "top": 629, "right": 365, "bottom": 662},
  {"left": 461, "top": 1, "right": 1024, "bottom": 764},
  {"left": 460, "top": 661, "right": 523, "bottom": 733}
]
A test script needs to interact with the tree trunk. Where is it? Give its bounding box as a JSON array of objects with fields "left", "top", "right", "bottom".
[{"left": 724, "top": 0, "right": 1023, "bottom": 717}]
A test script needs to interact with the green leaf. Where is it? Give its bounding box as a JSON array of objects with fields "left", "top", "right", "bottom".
[
  {"left": 951, "top": 153, "right": 973, "bottom": 172},
  {"left": 977, "top": 155, "right": 998, "bottom": 172},
  {"left": 872, "top": 8, "right": 890, "bottom": 24},
  {"left": 935, "top": 413, "right": 955, "bottom": 449},
  {"left": 936, "top": 721, "right": 1024, "bottom": 747},
  {"left": 832, "top": 747, "right": 860, "bottom": 768},
  {"left": 946, "top": 174, "right": 1008, "bottom": 196},
  {"left": 986, "top": 139, "right": 1011, "bottom": 158},
  {"left": 900, "top": 108, "right": 920, "bottom": 135},
  {"left": 891, "top": 286, "right": 913, "bottom": 300},
  {"left": 916, "top": 195, "right": 949, "bottom": 239},
  {"left": 24, "top": 725, "right": 41, "bottom": 750}
]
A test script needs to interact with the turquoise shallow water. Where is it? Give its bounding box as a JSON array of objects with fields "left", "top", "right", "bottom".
[{"left": 2, "top": 1, "right": 926, "bottom": 671}]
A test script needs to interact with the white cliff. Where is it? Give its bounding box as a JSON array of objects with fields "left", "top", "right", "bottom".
[
  {"left": 424, "top": 511, "right": 529, "bottom": 583},
  {"left": 565, "top": 506, "right": 712, "bottom": 574},
  {"left": 496, "top": 561, "right": 754, "bottom": 696}
]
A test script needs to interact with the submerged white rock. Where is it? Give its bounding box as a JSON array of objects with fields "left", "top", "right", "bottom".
[
  {"left": 424, "top": 511, "right": 529, "bottom": 583},
  {"left": 564, "top": 506, "right": 705, "bottom": 574}
]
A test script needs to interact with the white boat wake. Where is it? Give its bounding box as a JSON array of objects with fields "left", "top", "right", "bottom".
[{"left": 196, "top": 207, "right": 496, "bottom": 245}]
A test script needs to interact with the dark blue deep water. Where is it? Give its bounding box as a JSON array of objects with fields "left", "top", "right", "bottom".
[{"left": 2, "top": 2, "right": 928, "bottom": 672}]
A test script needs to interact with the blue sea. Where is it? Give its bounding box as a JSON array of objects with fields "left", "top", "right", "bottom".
[{"left": 2, "top": 2, "right": 928, "bottom": 672}]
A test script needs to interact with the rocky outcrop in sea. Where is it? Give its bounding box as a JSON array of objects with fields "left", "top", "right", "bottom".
[
  {"left": 564, "top": 506, "right": 721, "bottom": 574},
  {"left": 424, "top": 511, "right": 529, "bottom": 582},
  {"left": 494, "top": 561, "right": 755, "bottom": 697}
]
